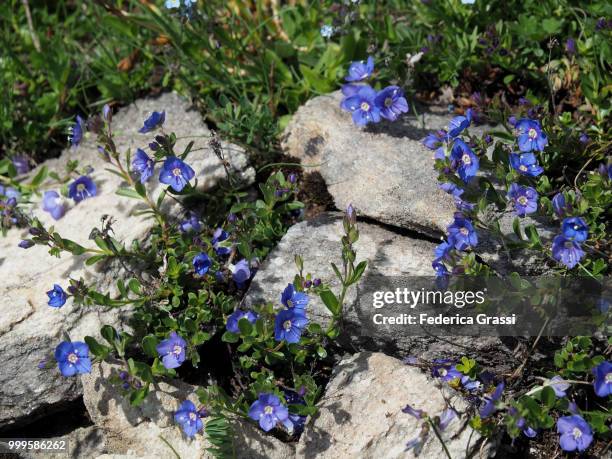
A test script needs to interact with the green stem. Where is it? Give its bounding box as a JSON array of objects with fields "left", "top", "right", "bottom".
[{"left": 427, "top": 418, "right": 452, "bottom": 459}]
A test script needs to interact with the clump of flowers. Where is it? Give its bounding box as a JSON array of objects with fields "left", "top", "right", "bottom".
[{"left": 339, "top": 56, "right": 409, "bottom": 126}]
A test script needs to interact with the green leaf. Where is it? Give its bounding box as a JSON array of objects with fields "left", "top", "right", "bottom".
[
  {"left": 84, "top": 336, "right": 110, "bottom": 359},
  {"left": 61, "top": 238, "right": 87, "bottom": 255},
  {"left": 221, "top": 331, "right": 239, "bottom": 343},
  {"left": 142, "top": 335, "right": 159, "bottom": 358},
  {"left": 29, "top": 165, "right": 48, "bottom": 188},
  {"left": 348, "top": 261, "right": 368, "bottom": 285},
  {"left": 128, "top": 278, "right": 141, "bottom": 295},
  {"left": 238, "top": 317, "right": 253, "bottom": 336},
  {"left": 116, "top": 187, "right": 143, "bottom": 200},
  {"left": 319, "top": 288, "right": 340, "bottom": 316}
]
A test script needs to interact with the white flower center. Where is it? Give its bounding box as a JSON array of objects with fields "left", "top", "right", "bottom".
[
  {"left": 439, "top": 368, "right": 447, "bottom": 376},
  {"left": 572, "top": 427, "right": 582, "bottom": 439},
  {"left": 77, "top": 184, "right": 86, "bottom": 192},
  {"left": 460, "top": 227, "right": 469, "bottom": 236},
  {"left": 283, "top": 320, "right": 292, "bottom": 331},
  {"left": 173, "top": 344, "right": 183, "bottom": 355},
  {"left": 189, "top": 412, "right": 197, "bottom": 421},
  {"left": 264, "top": 405, "right": 274, "bottom": 415},
  {"left": 573, "top": 224, "right": 580, "bottom": 230},
  {"left": 287, "top": 299, "right": 293, "bottom": 308},
  {"left": 173, "top": 167, "right": 182, "bottom": 176},
  {"left": 519, "top": 165, "right": 528, "bottom": 171},
  {"left": 528, "top": 128, "right": 538, "bottom": 139},
  {"left": 462, "top": 154, "right": 471, "bottom": 165},
  {"left": 605, "top": 372, "right": 612, "bottom": 383},
  {"left": 360, "top": 102, "right": 370, "bottom": 111},
  {"left": 68, "top": 353, "right": 78, "bottom": 364},
  {"left": 564, "top": 241, "right": 574, "bottom": 249},
  {"left": 384, "top": 97, "right": 393, "bottom": 107},
  {"left": 517, "top": 196, "right": 528, "bottom": 205}
]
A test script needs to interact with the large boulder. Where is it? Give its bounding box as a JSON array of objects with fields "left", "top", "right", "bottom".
[
  {"left": 81, "top": 361, "right": 294, "bottom": 459},
  {"left": 0, "top": 92, "right": 255, "bottom": 428},
  {"left": 297, "top": 352, "right": 491, "bottom": 458},
  {"left": 243, "top": 213, "right": 513, "bottom": 370}
]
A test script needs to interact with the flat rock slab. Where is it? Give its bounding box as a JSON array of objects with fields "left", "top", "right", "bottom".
[
  {"left": 281, "top": 91, "right": 480, "bottom": 237},
  {"left": 0, "top": 92, "right": 254, "bottom": 428},
  {"left": 243, "top": 213, "right": 513, "bottom": 369},
  {"left": 81, "top": 362, "right": 294, "bottom": 459},
  {"left": 297, "top": 352, "right": 488, "bottom": 458}
]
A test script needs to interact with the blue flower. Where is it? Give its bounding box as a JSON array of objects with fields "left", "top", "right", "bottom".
[
  {"left": 509, "top": 152, "right": 544, "bottom": 177},
  {"left": 179, "top": 213, "right": 201, "bottom": 233},
  {"left": 281, "top": 284, "right": 309, "bottom": 311},
  {"left": 230, "top": 259, "right": 251, "bottom": 288},
  {"left": 174, "top": 400, "right": 204, "bottom": 437},
  {"left": 523, "top": 426, "right": 538, "bottom": 438},
  {"left": 549, "top": 375, "right": 570, "bottom": 397},
  {"left": 69, "top": 115, "right": 85, "bottom": 147},
  {"left": 248, "top": 393, "right": 289, "bottom": 432},
  {"left": 193, "top": 253, "right": 211, "bottom": 276},
  {"left": 374, "top": 86, "right": 409, "bottom": 122},
  {"left": 561, "top": 217, "right": 588, "bottom": 243},
  {"left": 156, "top": 332, "right": 187, "bottom": 369},
  {"left": 345, "top": 56, "right": 374, "bottom": 82},
  {"left": 557, "top": 415, "right": 593, "bottom": 452},
  {"left": 341, "top": 85, "right": 381, "bottom": 126},
  {"left": 18, "top": 240, "right": 34, "bottom": 249},
  {"left": 480, "top": 382, "right": 504, "bottom": 418},
  {"left": 507, "top": 183, "right": 538, "bottom": 217},
  {"left": 422, "top": 131, "right": 447, "bottom": 159},
  {"left": 515, "top": 119, "right": 548, "bottom": 152},
  {"left": 42, "top": 191, "right": 67, "bottom": 220},
  {"left": 165, "top": 0, "right": 180, "bottom": 7},
  {"left": 438, "top": 409, "right": 456, "bottom": 430},
  {"left": 139, "top": 111, "right": 165, "bottom": 133},
  {"left": 159, "top": 156, "right": 195, "bottom": 192},
  {"left": 401, "top": 404, "right": 425, "bottom": 419},
  {"left": 434, "top": 240, "right": 453, "bottom": 261},
  {"left": 552, "top": 235, "right": 584, "bottom": 269},
  {"left": 592, "top": 361, "right": 611, "bottom": 397},
  {"left": 274, "top": 308, "right": 308, "bottom": 344},
  {"left": 12, "top": 156, "right": 30, "bottom": 174},
  {"left": 447, "top": 109, "right": 473, "bottom": 138},
  {"left": 450, "top": 139, "right": 479, "bottom": 183},
  {"left": 212, "top": 228, "right": 231, "bottom": 255},
  {"left": 432, "top": 360, "right": 462, "bottom": 382},
  {"left": 552, "top": 193, "right": 570, "bottom": 217},
  {"left": 432, "top": 259, "right": 449, "bottom": 277},
  {"left": 47, "top": 284, "right": 67, "bottom": 308},
  {"left": 226, "top": 309, "right": 258, "bottom": 334},
  {"left": 68, "top": 176, "right": 97, "bottom": 203},
  {"left": 447, "top": 214, "right": 478, "bottom": 250},
  {"left": 0, "top": 185, "right": 20, "bottom": 200},
  {"left": 55, "top": 341, "right": 91, "bottom": 376},
  {"left": 320, "top": 25, "right": 334, "bottom": 38},
  {"left": 131, "top": 149, "right": 154, "bottom": 184}
]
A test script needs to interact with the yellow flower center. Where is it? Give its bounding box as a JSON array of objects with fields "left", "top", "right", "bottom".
[
  {"left": 528, "top": 128, "right": 538, "bottom": 139},
  {"left": 264, "top": 406, "right": 274, "bottom": 415},
  {"left": 360, "top": 102, "right": 370, "bottom": 111},
  {"left": 173, "top": 344, "right": 183, "bottom": 355},
  {"left": 173, "top": 167, "right": 182, "bottom": 176},
  {"left": 68, "top": 353, "right": 78, "bottom": 364}
]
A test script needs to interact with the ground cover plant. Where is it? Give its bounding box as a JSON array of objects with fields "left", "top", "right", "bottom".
[{"left": 1, "top": 1, "right": 610, "bottom": 458}]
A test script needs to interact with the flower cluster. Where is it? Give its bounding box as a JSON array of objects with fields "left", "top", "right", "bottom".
[
  {"left": 551, "top": 216, "right": 589, "bottom": 269},
  {"left": 339, "top": 56, "right": 409, "bottom": 126},
  {"left": 274, "top": 283, "right": 309, "bottom": 344}
]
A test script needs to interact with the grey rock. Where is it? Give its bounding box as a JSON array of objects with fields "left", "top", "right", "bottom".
[
  {"left": 0, "top": 92, "right": 254, "bottom": 428},
  {"left": 81, "top": 361, "right": 295, "bottom": 459},
  {"left": 20, "top": 426, "right": 107, "bottom": 459},
  {"left": 297, "top": 352, "right": 492, "bottom": 458},
  {"left": 243, "top": 213, "right": 513, "bottom": 369},
  {"left": 281, "top": 91, "right": 491, "bottom": 237}
]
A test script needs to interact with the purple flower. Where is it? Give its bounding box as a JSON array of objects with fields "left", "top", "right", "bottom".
[
  {"left": 447, "top": 214, "right": 478, "bottom": 250},
  {"left": 561, "top": 217, "right": 588, "bottom": 243},
  {"left": 435, "top": 240, "right": 453, "bottom": 261},
  {"left": 551, "top": 193, "right": 570, "bottom": 217},
  {"left": 320, "top": 25, "right": 334, "bottom": 38},
  {"left": 523, "top": 426, "right": 538, "bottom": 438},
  {"left": 447, "top": 109, "right": 473, "bottom": 138},
  {"left": 341, "top": 85, "right": 381, "bottom": 126},
  {"left": 438, "top": 409, "right": 456, "bottom": 430},
  {"left": 179, "top": 213, "right": 201, "bottom": 233},
  {"left": 18, "top": 240, "right": 34, "bottom": 249},
  {"left": 432, "top": 360, "right": 462, "bottom": 382},
  {"left": 509, "top": 152, "right": 544, "bottom": 177},
  {"left": 174, "top": 400, "right": 203, "bottom": 437},
  {"left": 68, "top": 176, "right": 97, "bottom": 203},
  {"left": 557, "top": 415, "right": 593, "bottom": 452},
  {"left": 139, "top": 111, "right": 165, "bottom": 133},
  {"left": 55, "top": 341, "right": 91, "bottom": 376},
  {"left": 461, "top": 375, "right": 482, "bottom": 392},
  {"left": 159, "top": 156, "right": 195, "bottom": 192},
  {"left": 374, "top": 86, "right": 409, "bottom": 122},
  {"left": 402, "top": 404, "right": 425, "bottom": 419},
  {"left": 579, "top": 133, "right": 590, "bottom": 144},
  {"left": 549, "top": 375, "right": 570, "bottom": 397},
  {"left": 12, "top": 156, "right": 30, "bottom": 174},
  {"left": 281, "top": 283, "right": 309, "bottom": 311},
  {"left": 507, "top": 183, "right": 538, "bottom": 217},
  {"left": 480, "top": 382, "right": 504, "bottom": 418},
  {"left": 423, "top": 131, "right": 447, "bottom": 159},
  {"left": 432, "top": 259, "right": 449, "bottom": 277},
  {"left": 131, "top": 148, "right": 154, "bottom": 183},
  {"left": 47, "top": 284, "right": 67, "bottom": 308},
  {"left": 69, "top": 115, "right": 85, "bottom": 147},
  {"left": 248, "top": 393, "right": 289, "bottom": 432},
  {"left": 156, "top": 331, "right": 187, "bottom": 369},
  {"left": 592, "top": 361, "right": 611, "bottom": 397},
  {"left": 226, "top": 309, "right": 258, "bottom": 334},
  {"left": 0, "top": 185, "right": 20, "bottom": 200},
  {"left": 345, "top": 56, "right": 374, "bottom": 82},
  {"left": 212, "top": 228, "right": 231, "bottom": 255},
  {"left": 230, "top": 259, "right": 251, "bottom": 288},
  {"left": 566, "top": 38, "right": 577, "bottom": 56},
  {"left": 552, "top": 235, "right": 584, "bottom": 269},
  {"left": 450, "top": 139, "right": 479, "bottom": 183},
  {"left": 274, "top": 308, "right": 308, "bottom": 343},
  {"left": 193, "top": 253, "right": 211, "bottom": 276},
  {"left": 42, "top": 191, "right": 67, "bottom": 220},
  {"left": 515, "top": 119, "right": 548, "bottom": 152}
]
